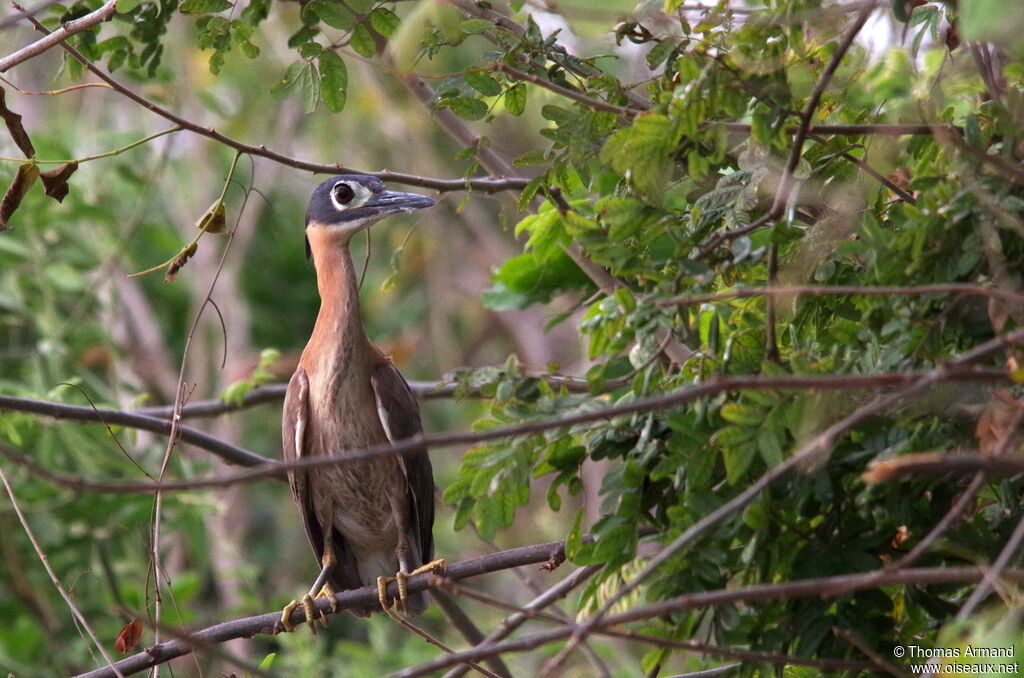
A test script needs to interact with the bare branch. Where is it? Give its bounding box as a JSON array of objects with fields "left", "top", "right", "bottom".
[
  {"left": 0, "top": 394, "right": 268, "bottom": 467},
  {"left": 3, "top": 367, "right": 1011, "bottom": 495},
  {"left": 657, "top": 283, "right": 1024, "bottom": 307},
  {"left": 1, "top": 0, "right": 117, "bottom": 73},
  {"left": 713, "top": 122, "right": 944, "bottom": 136},
  {"left": 863, "top": 451, "right": 1024, "bottom": 482},
  {"left": 495, "top": 64, "right": 643, "bottom": 117},
  {"left": 71, "top": 538, "right": 581, "bottom": 678},
  {"left": 394, "top": 566, "right": 1024, "bottom": 678}
]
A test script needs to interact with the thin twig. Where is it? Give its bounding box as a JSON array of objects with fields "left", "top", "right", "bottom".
[
  {"left": 0, "top": 464, "right": 127, "bottom": 678},
  {"left": 957, "top": 512, "right": 1024, "bottom": 619},
  {"left": 808, "top": 132, "right": 917, "bottom": 204},
  {"left": 657, "top": 283, "right": 1024, "bottom": 307},
  {"left": 495, "top": 63, "right": 643, "bottom": 116},
  {"left": 833, "top": 626, "right": 910, "bottom": 678},
  {"left": 712, "top": 122, "right": 942, "bottom": 136},
  {"left": 1, "top": 0, "right": 117, "bottom": 72}
]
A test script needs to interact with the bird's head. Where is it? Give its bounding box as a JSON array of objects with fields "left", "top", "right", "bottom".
[{"left": 304, "top": 174, "right": 435, "bottom": 252}]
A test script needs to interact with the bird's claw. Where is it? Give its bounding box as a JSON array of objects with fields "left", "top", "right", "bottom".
[
  {"left": 279, "top": 585, "right": 337, "bottom": 635},
  {"left": 377, "top": 559, "right": 447, "bottom": 615}
]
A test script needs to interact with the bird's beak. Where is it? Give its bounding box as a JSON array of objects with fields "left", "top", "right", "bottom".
[{"left": 365, "top": 189, "right": 436, "bottom": 215}]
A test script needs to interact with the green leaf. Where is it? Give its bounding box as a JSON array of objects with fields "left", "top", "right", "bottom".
[
  {"left": 599, "top": 113, "right": 683, "bottom": 198},
  {"left": 483, "top": 249, "right": 592, "bottom": 310},
  {"left": 117, "top": 0, "right": 143, "bottom": 13},
  {"left": 270, "top": 61, "right": 305, "bottom": 100},
  {"left": 440, "top": 96, "right": 488, "bottom": 120},
  {"left": 350, "top": 23, "right": 376, "bottom": 58},
  {"left": 307, "top": 0, "right": 355, "bottom": 30},
  {"left": 318, "top": 50, "right": 348, "bottom": 112},
  {"left": 458, "top": 19, "right": 495, "bottom": 34},
  {"left": 645, "top": 39, "right": 676, "bottom": 69},
  {"left": 369, "top": 7, "right": 400, "bottom": 37},
  {"left": 346, "top": 0, "right": 372, "bottom": 12},
  {"left": 298, "top": 41, "right": 323, "bottom": 58},
  {"left": 723, "top": 441, "right": 757, "bottom": 484},
  {"left": 465, "top": 71, "right": 502, "bottom": 96},
  {"left": 300, "top": 61, "right": 320, "bottom": 113},
  {"left": 505, "top": 82, "right": 526, "bottom": 115},
  {"left": 178, "top": 0, "right": 232, "bottom": 14},
  {"left": 512, "top": 149, "right": 547, "bottom": 166},
  {"left": 720, "top": 402, "right": 764, "bottom": 426}
]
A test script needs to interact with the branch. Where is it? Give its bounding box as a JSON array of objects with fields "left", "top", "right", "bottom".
[
  {"left": 0, "top": 394, "right": 268, "bottom": 468},
  {"left": 0, "top": 0, "right": 117, "bottom": 73},
  {"left": 4, "top": 368, "right": 1012, "bottom": 495},
  {"left": 495, "top": 64, "right": 643, "bottom": 117},
  {"left": 657, "top": 283, "right": 1024, "bottom": 307},
  {"left": 131, "top": 372, "right": 620, "bottom": 420},
  {"left": 393, "top": 566, "right": 1024, "bottom": 678},
  {"left": 13, "top": 10, "right": 526, "bottom": 194},
  {"left": 712, "top": 122, "right": 943, "bottom": 136},
  {"left": 863, "top": 451, "right": 1024, "bottom": 482},
  {"left": 71, "top": 538, "right": 579, "bottom": 678}
]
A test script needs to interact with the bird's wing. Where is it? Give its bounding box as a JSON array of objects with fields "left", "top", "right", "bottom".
[
  {"left": 370, "top": 357, "right": 435, "bottom": 564},
  {"left": 281, "top": 369, "right": 324, "bottom": 558},
  {"left": 282, "top": 369, "right": 365, "bottom": 598}
]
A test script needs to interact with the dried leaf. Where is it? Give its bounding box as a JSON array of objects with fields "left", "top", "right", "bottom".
[
  {"left": 195, "top": 201, "right": 227, "bottom": 234},
  {"left": 165, "top": 242, "right": 198, "bottom": 282},
  {"left": 114, "top": 618, "right": 143, "bottom": 653},
  {"left": 39, "top": 162, "right": 79, "bottom": 203},
  {"left": 0, "top": 86, "right": 35, "bottom": 158},
  {"left": 975, "top": 390, "right": 1024, "bottom": 455},
  {"left": 0, "top": 163, "right": 40, "bottom": 231},
  {"left": 862, "top": 453, "right": 943, "bottom": 483},
  {"left": 890, "top": 525, "right": 911, "bottom": 549}
]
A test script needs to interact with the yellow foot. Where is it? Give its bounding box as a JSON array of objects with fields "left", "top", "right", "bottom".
[
  {"left": 279, "top": 594, "right": 317, "bottom": 635},
  {"left": 315, "top": 583, "right": 339, "bottom": 621},
  {"left": 377, "top": 559, "right": 447, "bottom": 614}
]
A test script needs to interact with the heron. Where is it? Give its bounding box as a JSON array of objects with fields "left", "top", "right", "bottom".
[{"left": 279, "top": 174, "right": 442, "bottom": 632}]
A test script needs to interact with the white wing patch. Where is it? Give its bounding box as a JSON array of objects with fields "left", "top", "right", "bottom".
[
  {"left": 293, "top": 378, "right": 307, "bottom": 458},
  {"left": 373, "top": 389, "right": 396, "bottom": 443}
]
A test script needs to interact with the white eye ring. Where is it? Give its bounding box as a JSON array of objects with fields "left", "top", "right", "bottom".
[{"left": 331, "top": 182, "right": 356, "bottom": 210}]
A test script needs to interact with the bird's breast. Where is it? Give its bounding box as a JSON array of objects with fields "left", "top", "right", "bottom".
[{"left": 303, "top": 363, "right": 405, "bottom": 550}]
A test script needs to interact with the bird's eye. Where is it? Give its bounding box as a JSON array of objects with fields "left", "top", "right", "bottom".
[{"left": 333, "top": 183, "right": 355, "bottom": 206}]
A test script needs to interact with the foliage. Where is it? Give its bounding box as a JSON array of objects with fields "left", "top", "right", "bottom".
[{"left": 2, "top": 0, "right": 1024, "bottom": 677}]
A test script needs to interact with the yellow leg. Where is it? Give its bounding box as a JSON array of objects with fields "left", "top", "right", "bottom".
[
  {"left": 377, "top": 559, "right": 447, "bottom": 614},
  {"left": 281, "top": 509, "right": 339, "bottom": 633}
]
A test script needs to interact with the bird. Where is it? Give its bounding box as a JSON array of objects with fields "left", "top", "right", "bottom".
[{"left": 279, "top": 174, "right": 441, "bottom": 632}]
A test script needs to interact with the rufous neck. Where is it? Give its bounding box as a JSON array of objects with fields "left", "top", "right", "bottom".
[{"left": 302, "top": 233, "right": 367, "bottom": 371}]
